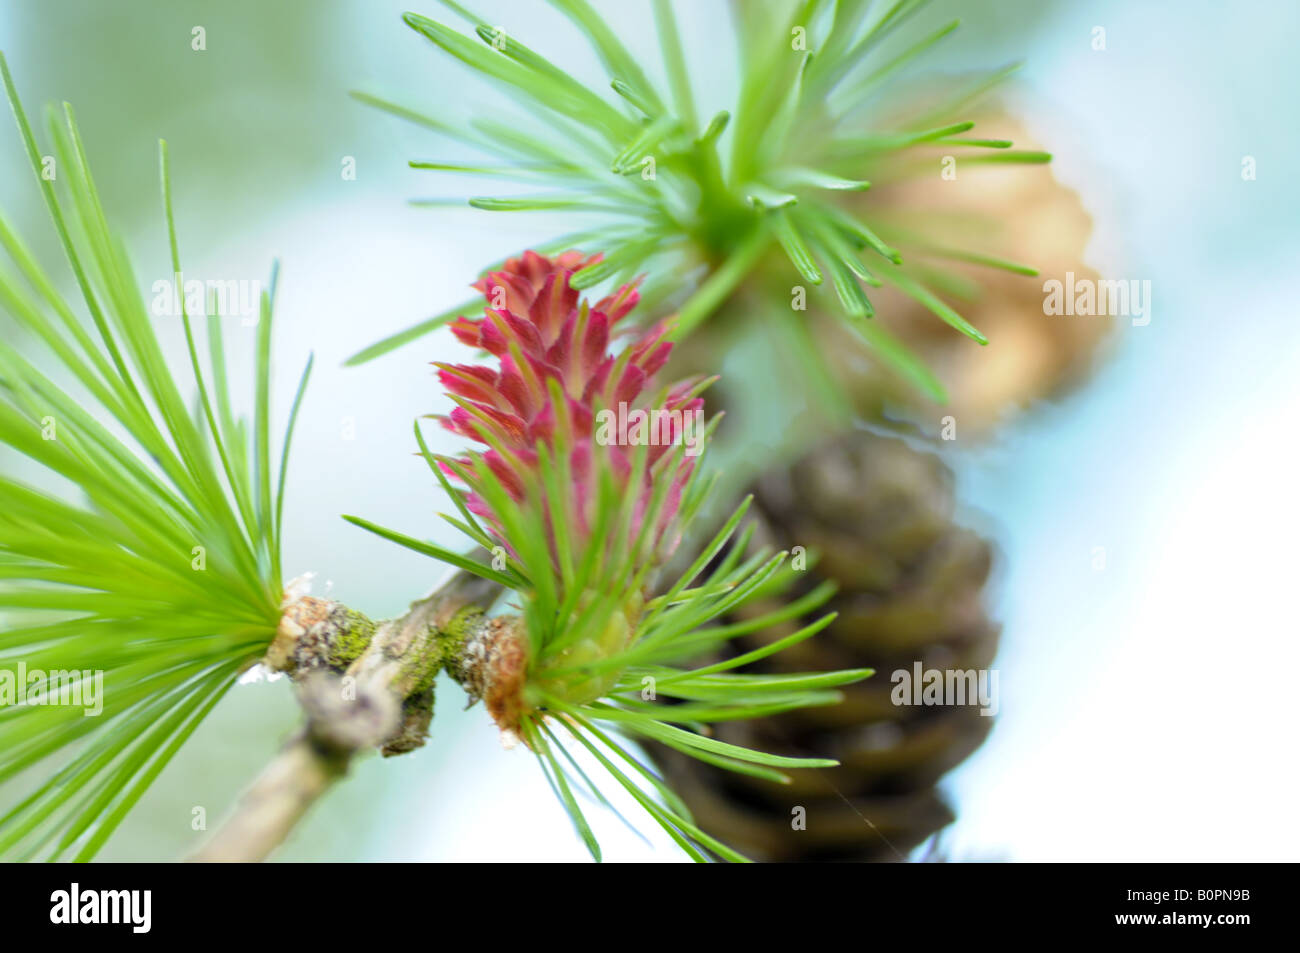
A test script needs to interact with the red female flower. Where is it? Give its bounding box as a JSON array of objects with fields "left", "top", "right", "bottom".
[{"left": 435, "top": 251, "right": 706, "bottom": 568}]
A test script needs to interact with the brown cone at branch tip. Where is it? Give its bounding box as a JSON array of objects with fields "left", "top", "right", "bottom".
[{"left": 651, "top": 430, "right": 999, "bottom": 861}]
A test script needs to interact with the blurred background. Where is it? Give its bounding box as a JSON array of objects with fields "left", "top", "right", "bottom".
[{"left": 0, "top": 0, "right": 1296, "bottom": 861}]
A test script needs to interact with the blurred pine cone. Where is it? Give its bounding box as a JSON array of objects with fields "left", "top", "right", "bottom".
[
  {"left": 828, "top": 108, "right": 1111, "bottom": 435},
  {"left": 653, "top": 428, "right": 998, "bottom": 861},
  {"left": 670, "top": 106, "right": 1110, "bottom": 442}
]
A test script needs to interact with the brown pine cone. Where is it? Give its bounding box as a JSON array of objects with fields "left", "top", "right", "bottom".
[{"left": 653, "top": 428, "right": 999, "bottom": 861}]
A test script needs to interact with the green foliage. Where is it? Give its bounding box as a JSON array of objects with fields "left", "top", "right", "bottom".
[
  {"left": 0, "top": 54, "right": 310, "bottom": 860},
  {"left": 347, "top": 0, "right": 1047, "bottom": 399},
  {"left": 1, "top": 14, "right": 886, "bottom": 860},
  {"left": 349, "top": 413, "right": 871, "bottom": 861}
]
